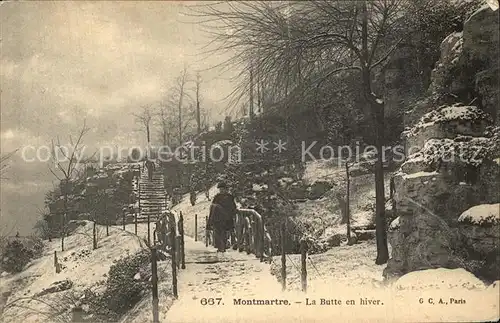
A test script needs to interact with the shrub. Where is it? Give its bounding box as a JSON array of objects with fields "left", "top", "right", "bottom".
[
  {"left": 83, "top": 249, "right": 151, "bottom": 321},
  {"left": 0, "top": 237, "right": 43, "bottom": 273},
  {"left": 215, "top": 121, "right": 223, "bottom": 133}
]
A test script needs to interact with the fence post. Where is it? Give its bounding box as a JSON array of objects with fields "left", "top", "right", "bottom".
[
  {"left": 72, "top": 307, "right": 84, "bottom": 322},
  {"left": 169, "top": 213, "right": 178, "bottom": 298},
  {"left": 175, "top": 236, "right": 181, "bottom": 269},
  {"left": 122, "top": 207, "right": 126, "bottom": 230},
  {"left": 151, "top": 247, "right": 159, "bottom": 323},
  {"left": 194, "top": 214, "right": 198, "bottom": 241},
  {"left": 281, "top": 219, "right": 286, "bottom": 291},
  {"left": 54, "top": 250, "right": 61, "bottom": 274},
  {"left": 147, "top": 212, "right": 151, "bottom": 247},
  {"left": 138, "top": 182, "right": 141, "bottom": 212},
  {"left": 260, "top": 215, "right": 265, "bottom": 262},
  {"left": 300, "top": 239, "right": 308, "bottom": 293},
  {"left": 235, "top": 212, "right": 241, "bottom": 252},
  {"left": 135, "top": 209, "right": 138, "bottom": 235},
  {"left": 253, "top": 214, "right": 258, "bottom": 254},
  {"left": 205, "top": 216, "right": 209, "bottom": 247},
  {"left": 245, "top": 217, "right": 251, "bottom": 255},
  {"left": 179, "top": 212, "right": 186, "bottom": 269}
]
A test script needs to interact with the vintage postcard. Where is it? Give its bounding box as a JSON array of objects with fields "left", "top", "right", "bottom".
[{"left": 1, "top": 1, "right": 499, "bottom": 322}]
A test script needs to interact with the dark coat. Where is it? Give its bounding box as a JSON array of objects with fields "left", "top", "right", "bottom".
[{"left": 207, "top": 193, "right": 237, "bottom": 231}]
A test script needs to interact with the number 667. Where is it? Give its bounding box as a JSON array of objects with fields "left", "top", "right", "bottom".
[{"left": 200, "top": 297, "right": 223, "bottom": 305}]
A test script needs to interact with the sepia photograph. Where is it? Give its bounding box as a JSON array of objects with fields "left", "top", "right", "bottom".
[{"left": 0, "top": 1, "right": 499, "bottom": 322}]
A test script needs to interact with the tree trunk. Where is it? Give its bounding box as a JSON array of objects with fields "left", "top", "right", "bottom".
[
  {"left": 360, "top": 0, "right": 388, "bottom": 265},
  {"left": 373, "top": 102, "right": 389, "bottom": 264},
  {"left": 146, "top": 124, "right": 151, "bottom": 148},
  {"left": 338, "top": 197, "right": 347, "bottom": 224},
  {"left": 257, "top": 69, "right": 261, "bottom": 114},
  {"left": 93, "top": 221, "right": 97, "bottom": 250},
  {"left": 196, "top": 102, "right": 201, "bottom": 135},
  {"left": 105, "top": 197, "right": 109, "bottom": 236},
  {"left": 178, "top": 92, "right": 184, "bottom": 146},
  {"left": 249, "top": 63, "right": 254, "bottom": 119},
  {"left": 345, "top": 162, "right": 351, "bottom": 242},
  {"left": 62, "top": 192, "right": 67, "bottom": 252}
]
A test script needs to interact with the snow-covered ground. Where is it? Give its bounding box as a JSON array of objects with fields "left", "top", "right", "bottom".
[
  {"left": 170, "top": 184, "right": 219, "bottom": 242},
  {"left": 6, "top": 159, "right": 495, "bottom": 323},
  {"left": 296, "top": 160, "right": 393, "bottom": 239},
  {"left": 160, "top": 169, "right": 499, "bottom": 322},
  {"left": 0, "top": 221, "right": 147, "bottom": 323}
]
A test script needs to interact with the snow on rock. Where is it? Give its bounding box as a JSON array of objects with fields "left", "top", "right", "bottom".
[
  {"left": 458, "top": 203, "right": 500, "bottom": 225},
  {"left": 389, "top": 216, "right": 400, "bottom": 231},
  {"left": 487, "top": 280, "right": 500, "bottom": 292},
  {"left": 252, "top": 183, "right": 268, "bottom": 192},
  {"left": 213, "top": 139, "right": 233, "bottom": 146},
  {"left": 410, "top": 136, "right": 494, "bottom": 169},
  {"left": 486, "top": 0, "right": 499, "bottom": 10},
  {"left": 406, "top": 104, "right": 491, "bottom": 139},
  {"left": 394, "top": 268, "right": 486, "bottom": 291},
  {"left": 402, "top": 170, "right": 439, "bottom": 180},
  {"left": 277, "top": 177, "right": 294, "bottom": 187}
]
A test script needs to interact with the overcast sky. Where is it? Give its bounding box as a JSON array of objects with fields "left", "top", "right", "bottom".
[{"left": 0, "top": 1, "right": 238, "bottom": 234}]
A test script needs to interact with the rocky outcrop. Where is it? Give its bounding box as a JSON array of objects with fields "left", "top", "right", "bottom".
[
  {"left": 458, "top": 204, "right": 500, "bottom": 280},
  {"left": 405, "top": 4, "right": 499, "bottom": 126},
  {"left": 385, "top": 5, "right": 500, "bottom": 282},
  {"left": 46, "top": 163, "right": 139, "bottom": 227},
  {"left": 386, "top": 109, "right": 499, "bottom": 280},
  {"left": 35, "top": 279, "right": 73, "bottom": 297}
]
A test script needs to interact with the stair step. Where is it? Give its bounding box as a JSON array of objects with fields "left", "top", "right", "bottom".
[
  {"left": 139, "top": 201, "right": 167, "bottom": 203},
  {"left": 141, "top": 205, "right": 166, "bottom": 208},
  {"left": 140, "top": 198, "right": 166, "bottom": 200}
]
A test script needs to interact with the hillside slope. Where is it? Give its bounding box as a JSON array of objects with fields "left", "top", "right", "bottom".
[{"left": 0, "top": 221, "right": 148, "bottom": 322}]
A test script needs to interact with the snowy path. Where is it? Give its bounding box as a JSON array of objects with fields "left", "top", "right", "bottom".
[{"left": 162, "top": 237, "right": 286, "bottom": 323}]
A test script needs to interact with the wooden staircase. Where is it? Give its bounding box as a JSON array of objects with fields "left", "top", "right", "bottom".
[{"left": 129, "top": 161, "right": 169, "bottom": 223}]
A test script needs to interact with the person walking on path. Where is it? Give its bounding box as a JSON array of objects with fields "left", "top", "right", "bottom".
[
  {"left": 145, "top": 159, "right": 155, "bottom": 181},
  {"left": 207, "top": 181, "right": 237, "bottom": 253}
]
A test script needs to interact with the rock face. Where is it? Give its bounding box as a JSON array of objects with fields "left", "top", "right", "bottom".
[
  {"left": 458, "top": 204, "right": 500, "bottom": 280},
  {"left": 46, "top": 163, "right": 137, "bottom": 227},
  {"left": 385, "top": 5, "right": 500, "bottom": 282}
]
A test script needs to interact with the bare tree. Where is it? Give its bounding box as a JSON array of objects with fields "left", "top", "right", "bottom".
[
  {"left": 34, "top": 207, "right": 53, "bottom": 242},
  {"left": 133, "top": 105, "right": 154, "bottom": 152},
  {"left": 195, "top": 72, "right": 203, "bottom": 134},
  {"left": 0, "top": 148, "right": 18, "bottom": 180},
  {"left": 157, "top": 103, "right": 176, "bottom": 147},
  {"left": 0, "top": 148, "right": 18, "bottom": 227},
  {"left": 191, "top": 0, "right": 410, "bottom": 264},
  {"left": 173, "top": 66, "right": 192, "bottom": 145},
  {"left": 83, "top": 187, "right": 108, "bottom": 249},
  {"left": 49, "top": 120, "right": 91, "bottom": 251}
]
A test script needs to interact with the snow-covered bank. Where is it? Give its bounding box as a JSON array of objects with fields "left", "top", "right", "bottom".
[{"left": 0, "top": 221, "right": 147, "bottom": 322}]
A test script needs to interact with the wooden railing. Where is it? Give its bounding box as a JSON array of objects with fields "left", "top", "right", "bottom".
[{"left": 206, "top": 208, "right": 272, "bottom": 263}]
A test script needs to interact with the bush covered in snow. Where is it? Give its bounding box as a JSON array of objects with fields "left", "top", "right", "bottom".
[
  {"left": 0, "top": 236, "right": 44, "bottom": 273},
  {"left": 458, "top": 204, "right": 500, "bottom": 226},
  {"left": 82, "top": 249, "right": 151, "bottom": 320}
]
